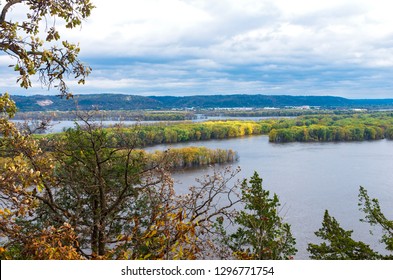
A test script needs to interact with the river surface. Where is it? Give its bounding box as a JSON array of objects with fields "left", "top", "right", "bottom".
[{"left": 145, "top": 135, "right": 393, "bottom": 259}]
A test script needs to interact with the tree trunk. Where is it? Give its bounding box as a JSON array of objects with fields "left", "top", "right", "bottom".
[{"left": 91, "top": 197, "right": 99, "bottom": 256}]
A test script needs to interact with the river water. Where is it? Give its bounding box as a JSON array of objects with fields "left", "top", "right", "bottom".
[{"left": 145, "top": 135, "right": 393, "bottom": 259}]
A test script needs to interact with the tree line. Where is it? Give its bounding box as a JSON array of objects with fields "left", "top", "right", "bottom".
[
  {"left": 122, "top": 120, "right": 273, "bottom": 146},
  {"left": 137, "top": 146, "right": 238, "bottom": 169},
  {"left": 127, "top": 113, "right": 393, "bottom": 145},
  {"left": 36, "top": 113, "right": 393, "bottom": 147},
  {"left": 15, "top": 110, "right": 195, "bottom": 122},
  {"left": 268, "top": 113, "right": 393, "bottom": 143}
]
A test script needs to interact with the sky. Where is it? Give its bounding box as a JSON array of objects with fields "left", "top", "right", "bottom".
[{"left": 2, "top": 0, "right": 393, "bottom": 98}]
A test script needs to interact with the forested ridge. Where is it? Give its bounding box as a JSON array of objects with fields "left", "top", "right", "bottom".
[{"left": 11, "top": 93, "right": 393, "bottom": 111}]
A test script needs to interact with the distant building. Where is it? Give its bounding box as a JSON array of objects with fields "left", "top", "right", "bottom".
[
  {"left": 285, "top": 105, "right": 311, "bottom": 110},
  {"left": 213, "top": 107, "right": 253, "bottom": 111},
  {"left": 36, "top": 100, "right": 54, "bottom": 106}
]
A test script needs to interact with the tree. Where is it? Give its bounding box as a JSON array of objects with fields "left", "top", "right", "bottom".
[
  {"left": 1, "top": 0, "right": 94, "bottom": 259},
  {"left": 220, "top": 172, "right": 297, "bottom": 260},
  {"left": 2, "top": 111, "right": 190, "bottom": 259},
  {"left": 358, "top": 186, "right": 393, "bottom": 254},
  {"left": 1, "top": 107, "right": 244, "bottom": 259},
  {"left": 1, "top": 0, "right": 94, "bottom": 98},
  {"left": 0, "top": 113, "right": 168, "bottom": 258},
  {"left": 307, "top": 187, "right": 393, "bottom": 259},
  {"left": 307, "top": 210, "right": 380, "bottom": 260},
  {"left": 0, "top": 90, "right": 57, "bottom": 257},
  {"left": 175, "top": 166, "right": 242, "bottom": 259}
]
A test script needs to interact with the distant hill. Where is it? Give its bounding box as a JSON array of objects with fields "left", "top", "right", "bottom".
[
  {"left": 10, "top": 93, "right": 393, "bottom": 111},
  {"left": 150, "top": 95, "right": 352, "bottom": 108}
]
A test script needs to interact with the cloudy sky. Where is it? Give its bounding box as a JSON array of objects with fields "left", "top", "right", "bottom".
[{"left": 3, "top": 0, "right": 393, "bottom": 98}]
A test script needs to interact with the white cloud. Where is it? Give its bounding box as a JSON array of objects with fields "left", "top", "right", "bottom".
[
  {"left": 70, "top": 0, "right": 214, "bottom": 56},
  {"left": 0, "top": 55, "right": 16, "bottom": 65}
]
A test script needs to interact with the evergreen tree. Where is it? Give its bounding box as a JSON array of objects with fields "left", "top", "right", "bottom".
[
  {"left": 308, "top": 187, "right": 393, "bottom": 259},
  {"left": 228, "top": 172, "right": 297, "bottom": 259},
  {"left": 307, "top": 210, "right": 380, "bottom": 259}
]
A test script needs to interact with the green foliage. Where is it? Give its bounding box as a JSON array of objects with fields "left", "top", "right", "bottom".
[
  {"left": 307, "top": 210, "right": 381, "bottom": 260},
  {"left": 15, "top": 110, "right": 196, "bottom": 121},
  {"left": 225, "top": 172, "right": 297, "bottom": 260},
  {"left": 131, "top": 120, "right": 274, "bottom": 147},
  {"left": 269, "top": 113, "right": 393, "bottom": 142},
  {"left": 308, "top": 187, "right": 393, "bottom": 259},
  {"left": 37, "top": 123, "right": 166, "bottom": 257},
  {"left": 147, "top": 146, "right": 238, "bottom": 169},
  {"left": 358, "top": 187, "right": 393, "bottom": 253},
  {"left": 0, "top": 93, "right": 17, "bottom": 118},
  {"left": 30, "top": 111, "right": 393, "bottom": 146}
]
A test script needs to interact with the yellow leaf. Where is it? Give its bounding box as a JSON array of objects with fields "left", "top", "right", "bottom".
[
  {"left": 37, "top": 183, "right": 44, "bottom": 192},
  {"left": 144, "top": 253, "right": 151, "bottom": 259}
]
